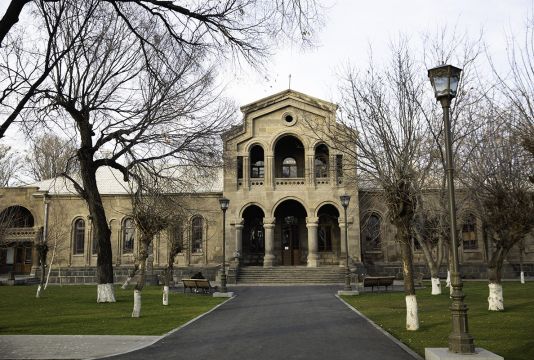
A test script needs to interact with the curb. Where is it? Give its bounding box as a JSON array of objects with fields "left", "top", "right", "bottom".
[
  {"left": 335, "top": 294, "right": 424, "bottom": 360},
  {"left": 89, "top": 295, "right": 236, "bottom": 360}
]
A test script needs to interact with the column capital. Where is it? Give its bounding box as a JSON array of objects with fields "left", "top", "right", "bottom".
[
  {"left": 263, "top": 217, "right": 276, "bottom": 225},
  {"left": 232, "top": 218, "right": 244, "bottom": 227},
  {"left": 306, "top": 216, "right": 319, "bottom": 223},
  {"left": 263, "top": 223, "right": 276, "bottom": 230}
]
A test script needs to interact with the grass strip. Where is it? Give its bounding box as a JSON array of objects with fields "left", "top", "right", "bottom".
[
  {"left": 0, "top": 285, "right": 225, "bottom": 335},
  {"left": 342, "top": 281, "right": 534, "bottom": 360}
]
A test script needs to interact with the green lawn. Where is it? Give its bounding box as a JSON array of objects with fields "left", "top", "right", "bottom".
[
  {"left": 342, "top": 281, "right": 534, "bottom": 360},
  {"left": 0, "top": 285, "right": 226, "bottom": 335}
]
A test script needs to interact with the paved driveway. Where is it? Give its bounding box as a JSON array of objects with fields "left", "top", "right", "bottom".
[{"left": 107, "top": 286, "right": 417, "bottom": 360}]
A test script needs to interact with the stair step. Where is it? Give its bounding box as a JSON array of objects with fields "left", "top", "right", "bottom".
[{"left": 237, "top": 266, "right": 346, "bottom": 284}]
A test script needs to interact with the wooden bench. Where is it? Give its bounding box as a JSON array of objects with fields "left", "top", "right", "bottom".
[
  {"left": 182, "top": 278, "right": 215, "bottom": 294},
  {"left": 363, "top": 276, "right": 395, "bottom": 292}
]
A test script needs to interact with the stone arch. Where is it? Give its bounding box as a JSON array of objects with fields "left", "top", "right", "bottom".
[
  {"left": 0, "top": 205, "right": 35, "bottom": 228},
  {"left": 313, "top": 201, "right": 342, "bottom": 218},
  {"left": 239, "top": 202, "right": 268, "bottom": 219},
  {"left": 271, "top": 196, "right": 309, "bottom": 218},
  {"left": 269, "top": 131, "right": 308, "bottom": 153},
  {"left": 244, "top": 140, "right": 269, "bottom": 153}
]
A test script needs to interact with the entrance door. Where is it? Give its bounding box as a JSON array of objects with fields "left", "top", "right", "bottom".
[
  {"left": 14, "top": 243, "right": 33, "bottom": 274},
  {"left": 281, "top": 222, "right": 300, "bottom": 265}
]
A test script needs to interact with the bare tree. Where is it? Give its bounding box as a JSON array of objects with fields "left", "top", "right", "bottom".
[
  {"left": 496, "top": 14, "right": 534, "bottom": 167},
  {"left": 20, "top": 3, "right": 233, "bottom": 302},
  {"left": 24, "top": 133, "right": 77, "bottom": 181},
  {"left": 0, "top": 144, "right": 20, "bottom": 186},
  {"left": 122, "top": 169, "right": 195, "bottom": 317},
  {"left": 321, "top": 40, "right": 429, "bottom": 330},
  {"left": 465, "top": 107, "right": 534, "bottom": 311},
  {"left": 0, "top": 0, "right": 322, "bottom": 139}
]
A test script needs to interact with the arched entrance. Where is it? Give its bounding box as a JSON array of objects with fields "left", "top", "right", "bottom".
[
  {"left": 317, "top": 204, "right": 341, "bottom": 265},
  {"left": 274, "top": 199, "right": 307, "bottom": 266},
  {"left": 274, "top": 135, "right": 305, "bottom": 178},
  {"left": 0, "top": 206, "right": 36, "bottom": 274},
  {"left": 242, "top": 205, "right": 265, "bottom": 266}
]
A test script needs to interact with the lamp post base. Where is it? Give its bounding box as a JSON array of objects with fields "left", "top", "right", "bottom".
[
  {"left": 425, "top": 348, "right": 503, "bottom": 360},
  {"left": 220, "top": 272, "right": 227, "bottom": 293},
  {"left": 213, "top": 291, "right": 234, "bottom": 298},
  {"left": 337, "top": 290, "right": 359, "bottom": 296}
]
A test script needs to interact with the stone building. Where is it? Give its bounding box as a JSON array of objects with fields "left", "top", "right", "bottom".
[{"left": 0, "top": 90, "right": 532, "bottom": 282}]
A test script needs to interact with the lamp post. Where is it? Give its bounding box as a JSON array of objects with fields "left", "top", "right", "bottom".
[
  {"left": 428, "top": 64, "right": 474, "bottom": 354},
  {"left": 340, "top": 194, "right": 351, "bottom": 291},
  {"left": 219, "top": 197, "right": 230, "bottom": 293}
]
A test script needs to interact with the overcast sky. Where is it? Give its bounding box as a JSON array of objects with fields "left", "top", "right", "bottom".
[
  {"left": 0, "top": 0, "right": 532, "bottom": 144},
  {"left": 223, "top": 0, "right": 532, "bottom": 107}
]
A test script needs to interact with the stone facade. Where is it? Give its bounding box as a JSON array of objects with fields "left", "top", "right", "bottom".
[{"left": 0, "top": 90, "right": 533, "bottom": 282}]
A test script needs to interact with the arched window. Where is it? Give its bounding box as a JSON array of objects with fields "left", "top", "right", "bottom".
[
  {"left": 362, "top": 213, "right": 381, "bottom": 251},
  {"left": 250, "top": 145, "right": 264, "bottom": 178},
  {"left": 73, "top": 218, "right": 85, "bottom": 255},
  {"left": 191, "top": 216, "right": 204, "bottom": 253},
  {"left": 122, "top": 218, "right": 135, "bottom": 253},
  {"left": 282, "top": 157, "right": 297, "bottom": 178},
  {"left": 462, "top": 214, "right": 478, "bottom": 250},
  {"left": 170, "top": 223, "right": 184, "bottom": 253},
  {"left": 315, "top": 144, "right": 329, "bottom": 178}
]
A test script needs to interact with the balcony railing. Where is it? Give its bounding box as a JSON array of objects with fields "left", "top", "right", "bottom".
[
  {"left": 275, "top": 177, "right": 305, "bottom": 186},
  {"left": 1, "top": 227, "right": 39, "bottom": 242}
]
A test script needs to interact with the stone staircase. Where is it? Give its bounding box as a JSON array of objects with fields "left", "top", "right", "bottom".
[{"left": 236, "top": 266, "right": 346, "bottom": 284}]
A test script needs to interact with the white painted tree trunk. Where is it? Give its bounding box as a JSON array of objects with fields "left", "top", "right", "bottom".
[
  {"left": 431, "top": 277, "right": 442, "bottom": 295},
  {"left": 405, "top": 295, "right": 419, "bottom": 331},
  {"left": 44, "top": 245, "right": 56, "bottom": 290},
  {"left": 132, "top": 290, "right": 142, "bottom": 317},
  {"left": 97, "top": 283, "right": 116, "bottom": 303},
  {"left": 36, "top": 285, "right": 42, "bottom": 298},
  {"left": 163, "top": 286, "right": 169, "bottom": 306},
  {"left": 121, "top": 277, "right": 132, "bottom": 289},
  {"left": 488, "top": 283, "right": 504, "bottom": 311},
  {"left": 445, "top": 270, "right": 451, "bottom": 287},
  {"left": 520, "top": 271, "right": 525, "bottom": 284}
]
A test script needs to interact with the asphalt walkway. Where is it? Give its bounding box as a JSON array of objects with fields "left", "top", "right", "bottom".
[
  {"left": 108, "top": 286, "right": 417, "bottom": 360},
  {"left": 0, "top": 286, "right": 419, "bottom": 360}
]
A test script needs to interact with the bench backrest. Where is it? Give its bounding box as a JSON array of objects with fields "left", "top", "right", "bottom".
[
  {"left": 182, "top": 278, "right": 212, "bottom": 288},
  {"left": 363, "top": 276, "right": 395, "bottom": 286},
  {"left": 183, "top": 279, "right": 198, "bottom": 287}
]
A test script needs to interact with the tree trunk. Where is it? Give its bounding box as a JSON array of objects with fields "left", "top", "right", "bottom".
[
  {"left": 487, "top": 248, "right": 505, "bottom": 311},
  {"left": 35, "top": 228, "right": 46, "bottom": 298},
  {"left": 399, "top": 238, "right": 418, "bottom": 330},
  {"left": 163, "top": 265, "right": 173, "bottom": 306},
  {"left": 72, "top": 112, "right": 116, "bottom": 303},
  {"left": 418, "top": 233, "right": 442, "bottom": 295},
  {"left": 122, "top": 263, "right": 140, "bottom": 289},
  {"left": 132, "top": 237, "right": 149, "bottom": 318},
  {"left": 0, "top": 0, "right": 32, "bottom": 48}
]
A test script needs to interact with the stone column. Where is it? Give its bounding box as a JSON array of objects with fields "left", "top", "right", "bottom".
[
  {"left": 235, "top": 220, "right": 244, "bottom": 264},
  {"left": 265, "top": 155, "right": 274, "bottom": 189},
  {"left": 306, "top": 217, "right": 319, "bottom": 267},
  {"left": 307, "top": 154, "right": 315, "bottom": 186},
  {"left": 339, "top": 220, "right": 347, "bottom": 267},
  {"left": 263, "top": 217, "right": 276, "bottom": 267},
  {"left": 243, "top": 156, "right": 250, "bottom": 188}
]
